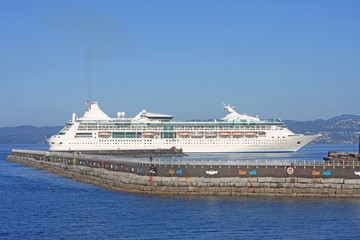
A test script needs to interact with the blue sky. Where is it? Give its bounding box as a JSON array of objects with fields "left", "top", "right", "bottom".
[{"left": 0, "top": 0, "right": 359, "bottom": 126}]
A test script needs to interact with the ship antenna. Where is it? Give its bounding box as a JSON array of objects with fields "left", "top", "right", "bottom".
[
  {"left": 85, "top": 51, "right": 94, "bottom": 101},
  {"left": 273, "top": 110, "right": 276, "bottom": 122}
]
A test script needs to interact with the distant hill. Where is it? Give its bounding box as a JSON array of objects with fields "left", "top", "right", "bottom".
[
  {"left": 327, "top": 114, "right": 360, "bottom": 122},
  {"left": 0, "top": 126, "right": 62, "bottom": 144},
  {"left": 284, "top": 114, "right": 360, "bottom": 144},
  {"left": 1, "top": 115, "right": 360, "bottom": 144}
]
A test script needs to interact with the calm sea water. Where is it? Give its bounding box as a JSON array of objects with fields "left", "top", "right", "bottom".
[{"left": 1, "top": 144, "right": 360, "bottom": 239}]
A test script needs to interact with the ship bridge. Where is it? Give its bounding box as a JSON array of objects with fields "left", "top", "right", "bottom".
[
  {"left": 221, "top": 105, "right": 260, "bottom": 122},
  {"left": 131, "top": 109, "right": 173, "bottom": 123}
]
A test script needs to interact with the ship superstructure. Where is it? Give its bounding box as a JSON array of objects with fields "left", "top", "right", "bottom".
[{"left": 48, "top": 101, "right": 321, "bottom": 153}]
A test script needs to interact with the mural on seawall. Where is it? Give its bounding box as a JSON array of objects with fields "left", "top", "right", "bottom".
[
  {"left": 120, "top": 166, "right": 360, "bottom": 178},
  {"left": 70, "top": 160, "right": 360, "bottom": 179}
]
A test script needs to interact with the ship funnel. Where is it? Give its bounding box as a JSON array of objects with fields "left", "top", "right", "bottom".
[
  {"left": 80, "top": 101, "right": 110, "bottom": 120},
  {"left": 86, "top": 101, "right": 97, "bottom": 111}
]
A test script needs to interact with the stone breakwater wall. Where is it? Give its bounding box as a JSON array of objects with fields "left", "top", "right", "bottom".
[{"left": 7, "top": 150, "right": 360, "bottom": 198}]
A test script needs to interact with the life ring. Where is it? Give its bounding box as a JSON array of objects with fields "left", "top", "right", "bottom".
[
  {"left": 149, "top": 177, "right": 153, "bottom": 182},
  {"left": 287, "top": 167, "right": 294, "bottom": 175}
]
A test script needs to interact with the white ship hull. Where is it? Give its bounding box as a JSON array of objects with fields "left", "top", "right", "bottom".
[{"left": 49, "top": 135, "right": 318, "bottom": 153}]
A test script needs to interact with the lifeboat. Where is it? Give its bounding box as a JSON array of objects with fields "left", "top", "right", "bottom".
[
  {"left": 205, "top": 131, "right": 217, "bottom": 137},
  {"left": 219, "top": 132, "right": 231, "bottom": 137},
  {"left": 178, "top": 132, "right": 190, "bottom": 137},
  {"left": 245, "top": 131, "right": 257, "bottom": 137},
  {"left": 258, "top": 131, "right": 266, "bottom": 136},
  {"left": 191, "top": 132, "right": 203, "bottom": 137},
  {"left": 143, "top": 132, "right": 154, "bottom": 137},
  {"left": 232, "top": 132, "right": 244, "bottom": 137},
  {"left": 98, "top": 132, "right": 111, "bottom": 138}
]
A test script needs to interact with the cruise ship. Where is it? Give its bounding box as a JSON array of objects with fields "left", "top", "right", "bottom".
[{"left": 48, "top": 101, "right": 321, "bottom": 153}]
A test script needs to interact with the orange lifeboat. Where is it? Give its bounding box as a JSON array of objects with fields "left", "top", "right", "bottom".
[
  {"left": 178, "top": 132, "right": 190, "bottom": 137},
  {"left": 219, "top": 132, "right": 231, "bottom": 137},
  {"left": 245, "top": 131, "right": 257, "bottom": 137},
  {"left": 232, "top": 132, "right": 244, "bottom": 137},
  {"left": 98, "top": 132, "right": 111, "bottom": 138},
  {"left": 143, "top": 132, "right": 154, "bottom": 137}
]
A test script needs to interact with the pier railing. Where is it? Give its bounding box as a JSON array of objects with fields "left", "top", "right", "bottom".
[{"left": 11, "top": 149, "right": 360, "bottom": 167}]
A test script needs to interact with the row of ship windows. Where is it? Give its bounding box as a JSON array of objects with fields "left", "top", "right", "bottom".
[
  {"left": 77, "top": 126, "right": 273, "bottom": 131},
  {"left": 65, "top": 144, "right": 288, "bottom": 148},
  {"left": 78, "top": 122, "right": 273, "bottom": 127},
  {"left": 66, "top": 139, "right": 289, "bottom": 145},
  {"left": 96, "top": 138, "right": 287, "bottom": 142},
  {"left": 65, "top": 143, "right": 288, "bottom": 147},
  {"left": 72, "top": 135, "right": 285, "bottom": 141}
]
